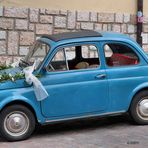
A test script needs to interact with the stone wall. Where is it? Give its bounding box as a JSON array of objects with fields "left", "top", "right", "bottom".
[{"left": 0, "top": 6, "right": 148, "bottom": 65}]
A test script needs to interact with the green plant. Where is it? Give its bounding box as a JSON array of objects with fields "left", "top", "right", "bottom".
[
  {"left": 0, "top": 65, "right": 12, "bottom": 70},
  {"left": 0, "top": 72, "right": 25, "bottom": 83},
  {"left": 0, "top": 64, "right": 42, "bottom": 83}
]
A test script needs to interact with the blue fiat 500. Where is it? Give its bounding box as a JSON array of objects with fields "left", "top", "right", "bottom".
[{"left": 0, "top": 30, "right": 148, "bottom": 141}]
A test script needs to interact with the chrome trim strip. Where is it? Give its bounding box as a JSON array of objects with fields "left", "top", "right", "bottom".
[{"left": 45, "top": 110, "right": 125, "bottom": 123}]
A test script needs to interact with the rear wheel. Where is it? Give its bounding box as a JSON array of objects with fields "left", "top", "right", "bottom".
[
  {"left": 0, "top": 104, "right": 35, "bottom": 141},
  {"left": 130, "top": 91, "right": 148, "bottom": 125}
]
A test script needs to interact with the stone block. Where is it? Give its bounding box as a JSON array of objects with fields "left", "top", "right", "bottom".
[
  {"left": 81, "top": 22, "right": 93, "bottom": 30},
  {"left": 124, "top": 13, "right": 130, "bottom": 23},
  {"left": 20, "top": 32, "right": 34, "bottom": 46},
  {"left": 40, "top": 15, "right": 53, "bottom": 24},
  {"left": 15, "top": 19, "right": 28, "bottom": 30},
  {"left": 94, "top": 24, "right": 102, "bottom": 31},
  {"left": 0, "top": 6, "right": 3, "bottom": 16},
  {"left": 142, "top": 33, "right": 148, "bottom": 44},
  {"left": 143, "top": 45, "right": 148, "bottom": 52},
  {"left": 67, "top": 11, "right": 76, "bottom": 29},
  {"left": 54, "top": 16, "right": 66, "bottom": 28},
  {"left": 46, "top": 9, "right": 59, "bottom": 15},
  {"left": 30, "top": 8, "right": 39, "bottom": 23},
  {"left": 4, "top": 7, "right": 28, "bottom": 18},
  {"left": 107, "top": 24, "right": 112, "bottom": 31},
  {"left": 34, "top": 47, "right": 46, "bottom": 56},
  {"left": 115, "top": 13, "right": 123, "bottom": 23},
  {"left": 40, "top": 8, "right": 46, "bottom": 14},
  {"left": 0, "top": 56, "right": 13, "bottom": 65},
  {"left": 90, "top": 12, "right": 97, "bottom": 22},
  {"left": 76, "top": 22, "right": 81, "bottom": 30},
  {"left": 143, "top": 25, "right": 148, "bottom": 33},
  {"left": 121, "top": 24, "right": 127, "bottom": 33},
  {"left": 77, "top": 11, "right": 90, "bottom": 22},
  {"left": 103, "top": 24, "right": 108, "bottom": 31},
  {"left": 0, "top": 31, "right": 6, "bottom": 39},
  {"left": 130, "top": 14, "right": 136, "bottom": 24},
  {"left": 127, "top": 24, "right": 135, "bottom": 33},
  {"left": 29, "top": 23, "right": 35, "bottom": 31},
  {"left": 0, "top": 41, "right": 6, "bottom": 55},
  {"left": 98, "top": 13, "right": 114, "bottom": 22},
  {"left": 112, "top": 24, "right": 121, "bottom": 32},
  {"left": 19, "top": 46, "right": 29, "bottom": 55},
  {"left": 143, "top": 16, "right": 148, "bottom": 24},
  {"left": 0, "top": 18, "right": 14, "bottom": 29},
  {"left": 60, "top": 10, "right": 67, "bottom": 16},
  {"left": 13, "top": 56, "right": 22, "bottom": 63},
  {"left": 36, "top": 24, "right": 52, "bottom": 34},
  {"left": 8, "top": 31, "right": 19, "bottom": 55}
]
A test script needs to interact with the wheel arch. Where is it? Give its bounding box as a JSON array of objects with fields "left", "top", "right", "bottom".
[
  {"left": 0, "top": 98, "right": 45, "bottom": 124},
  {"left": 128, "top": 86, "right": 148, "bottom": 111},
  {"left": 1, "top": 100, "right": 38, "bottom": 122}
]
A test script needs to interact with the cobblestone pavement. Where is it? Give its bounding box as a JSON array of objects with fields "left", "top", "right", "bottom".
[{"left": 0, "top": 115, "right": 148, "bottom": 148}]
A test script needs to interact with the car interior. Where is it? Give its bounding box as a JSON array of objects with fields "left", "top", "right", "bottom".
[
  {"left": 48, "top": 43, "right": 139, "bottom": 72},
  {"left": 104, "top": 44, "right": 139, "bottom": 66},
  {"left": 48, "top": 45, "right": 100, "bottom": 71}
]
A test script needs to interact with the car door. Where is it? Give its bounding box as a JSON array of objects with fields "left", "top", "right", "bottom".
[
  {"left": 40, "top": 42, "right": 109, "bottom": 118},
  {"left": 102, "top": 41, "right": 148, "bottom": 112}
]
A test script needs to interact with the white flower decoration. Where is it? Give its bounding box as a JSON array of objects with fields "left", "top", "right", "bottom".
[
  {"left": 11, "top": 77, "right": 15, "bottom": 82},
  {"left": 9, "top": 73, "right": 12, "bottom": 77}
]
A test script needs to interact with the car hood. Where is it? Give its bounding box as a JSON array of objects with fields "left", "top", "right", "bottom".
[
  {"left": 0, "top": 67, "right": 28, "bottom": 90},
  {"left": 0, "top": 67, "right": 22, "bottom": 75}
]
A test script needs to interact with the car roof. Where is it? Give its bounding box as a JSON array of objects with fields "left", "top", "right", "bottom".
[
  {"left": 40, "top": 30, "right": 131, "bottom": 43},
  {"left": 41, "top": 30, "right": 102, "bottom": 42},
  {"left": 101, "top": 31, "right": 130, "bottom": 39}
]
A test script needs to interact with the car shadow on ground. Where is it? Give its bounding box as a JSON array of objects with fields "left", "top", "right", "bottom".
[
  {"left": 0, "top": 114, "right": 133, "bottom": 142},
  {"left": 33, "top": 114, "right": 133, "bottom": 137}
]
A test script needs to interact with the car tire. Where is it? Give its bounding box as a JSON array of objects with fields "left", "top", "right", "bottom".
[
  {"left": 129, "top": 91, "right": 148, "bottom": 125},
  {"left": 0, "top": 104, "right": 36, "bottom": 141}
]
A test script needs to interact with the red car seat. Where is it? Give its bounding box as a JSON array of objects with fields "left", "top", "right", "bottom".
[{"left": 108, "top": 53, "right": 138, "bottom": 66}]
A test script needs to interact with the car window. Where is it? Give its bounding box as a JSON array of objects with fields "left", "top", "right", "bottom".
[
  {"left": 49, "top": 49, "right": 68, "bottom": 71},
  {"left": 104, "top": 43, "right": 139, "bottom": 67},
  {"left": 64, "top": 46, "right": 76, "bottom": 60},
  {"left": 82, "top": 45, "right": 99, "bottom": 58},
  {"left": 48, "top": 44, "right": 100, "bottom": 72}
]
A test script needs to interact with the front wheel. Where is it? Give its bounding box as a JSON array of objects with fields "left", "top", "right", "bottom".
[
  {"left": 0, "top": 104, "right": 35, "bottom": 141},
  {"left": 129, "top": 91, "right": 148, "bottom": 125}
]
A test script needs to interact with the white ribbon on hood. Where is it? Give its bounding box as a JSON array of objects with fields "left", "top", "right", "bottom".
[{"left": 23, "top": 61, "right": 49, "bottom": 101}]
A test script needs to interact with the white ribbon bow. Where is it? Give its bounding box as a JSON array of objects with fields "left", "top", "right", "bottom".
[{"left": 23, "top": 62, "right": 49, "bottom": 101}]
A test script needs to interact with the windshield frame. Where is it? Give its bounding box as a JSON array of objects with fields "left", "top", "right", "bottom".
[{"left": 19, "top": 39, "right": 51, "bottom": 71}]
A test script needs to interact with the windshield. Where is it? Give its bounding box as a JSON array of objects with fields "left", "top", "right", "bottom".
[{"left": 19, "top": 40, "right": 50, "bottom": 69}]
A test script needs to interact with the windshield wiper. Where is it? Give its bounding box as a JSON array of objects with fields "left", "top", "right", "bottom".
[{"left": 19, "top": 59, "right": 30, "bottom": 68}]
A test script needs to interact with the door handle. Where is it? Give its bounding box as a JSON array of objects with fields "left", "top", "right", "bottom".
[{"left": 95, "top": 74, "right": 106, "bottom": 79}]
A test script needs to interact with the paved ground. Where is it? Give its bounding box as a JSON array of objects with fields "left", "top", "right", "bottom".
[{"left": 0, "top": 115, "right": 148, "bottom": 148}]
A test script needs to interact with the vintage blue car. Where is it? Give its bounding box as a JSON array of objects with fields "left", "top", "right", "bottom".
[{"left": 0, "top": 30, "right": 148, "bottom": 141}]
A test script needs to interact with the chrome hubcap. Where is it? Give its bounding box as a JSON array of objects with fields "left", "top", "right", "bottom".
[
  {"left": 137, "top": 98, "right": 148, "bottom": 120},
  {"left": 4, "top": 112, "right": 29, "bottom": 137}
]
